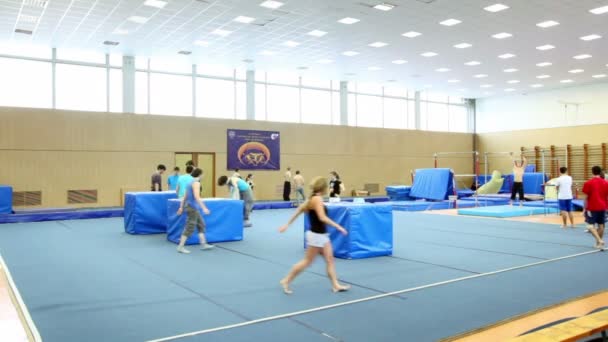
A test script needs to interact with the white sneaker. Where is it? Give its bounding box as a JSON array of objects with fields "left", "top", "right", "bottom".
[
  {"left": 177, "top": 247, "right": 191, "bottom": 254},
  {"left": 244, "top": 221, "right": 253, "bottom": 228},
  {"left": 201, "top": 244, "right": 214, "bottom": 250}
]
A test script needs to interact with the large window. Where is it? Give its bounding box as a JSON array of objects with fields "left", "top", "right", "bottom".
[
  {"left": 301, "top": 88, "right": 332, "bottom": 125},
  {"left": 255, "top": 84, "right": 267, "bottom": 120},
  {"left": 235, "top": 81, "right": 246, "bottom": 120},
  {"left": 348, "top": 83, "right": 415, "bottom": 129},
  {"left": 266, "top": 85, "right": 299, "bottom": 123},
  {"left": 56, "top": 64, "right": 106, "bottom": 112},
  {"left": 419, "top": 92, "right": 468, "bottom": 132},
  {"left": 356, "top": 94, "right": 383, "bottom": 128},
  {"left": 383, "top": 98, "right": 408, "bottom": 129},
  {"left": 109, "top": 69, "right": 123, "bottom": 113},
  {"left": 0, "top": 58, "right": 52, "bottom": 108},
  {"left": 135, "top": 71, "right": 149, "bottom": 114},
  {"left": 149, "top": 73, "right": 192, "bottom": 116},
  {"left": 196, "top": 78, "right": 235, "bottom": 119}
]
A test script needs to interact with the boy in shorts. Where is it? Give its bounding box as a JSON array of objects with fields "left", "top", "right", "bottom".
[
  {"left": 549, "top": 167, "right": 574, "bottom": 228},
  {"left": 582, "top": 166, "right": 608, "bottom": 249}
]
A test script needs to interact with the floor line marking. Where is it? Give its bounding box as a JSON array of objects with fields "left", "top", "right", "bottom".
[{"left": 146, "top": 249, "right": 601, "bottom": 342}]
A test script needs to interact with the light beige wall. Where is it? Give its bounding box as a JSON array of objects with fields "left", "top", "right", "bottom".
[{"left": 0, "top": 107, "right": 474, "bottom": 207}]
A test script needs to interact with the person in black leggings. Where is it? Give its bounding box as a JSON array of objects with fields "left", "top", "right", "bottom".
[
  {"left": 278, "top": 177, "right": 350, "bottom": 294},
  {"left": 329, "top": 171, "right": 342, "bottom": 198}
]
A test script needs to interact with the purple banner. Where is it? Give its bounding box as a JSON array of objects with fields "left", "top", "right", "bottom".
[{"left": 227, "top": 129, "right": 280, "bottom": 170}]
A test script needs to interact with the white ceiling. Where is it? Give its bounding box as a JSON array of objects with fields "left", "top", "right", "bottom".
[{"left": 1, "top": 0, "right": 608, "bottom": 98}]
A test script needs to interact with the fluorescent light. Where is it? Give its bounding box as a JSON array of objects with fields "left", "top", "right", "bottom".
[
  {"left": 507, "top": 80, "right": 520, "bottom": 84},
  {"left": 194, "top": 40, "right": 210, "bottom": 47},
  {"left": 484, "top": 3, "right": 509, "bottom": 12},
  {"left": 440, "top": 18, "right": 461, "bottom": 26},
  {"left": 590, "top": 5, "right": 608, "bottom": 14},
  {"left": 374, "top": 3, "right": 395, "bottom": 11},
  {"left": 103, "top": 41, "right": 119, "bottom": 46},
  {"left": 19, "top": 15, "right": 38, "bottom": 23},
  {"left": 402, "top": 31, "right": 421, "bottom": 38},
  {"left": 483, "top": 91, "right": 493, "bottom": 95},
  {"left": 530, "top": 84, "right": 544, "bottom": 88},
  {"left": 503, "top": 68, "right": 518, "bottom": 72},
  {"left": 492, "top": 32, "right": 512, "bottom": 39},
  {"left": 342, "top": 51, "right": 359, "bottom": 56},
  {"left": 144, "top": 0, "right": 167, "bottom": 8},
  {"left": 474, "top": 74, "right": 488, "bottom": 78},
  {"left": 436, "top": 68, "right": 450, "bottom": 72},
  {"left": 113, "top": 28, "right": 128, "bottom": 35},
  {"left": 421, "top": 52, "right": 437, "bottom": 57},
  {"left": 569, "top": 69, "right": 584, "bottom": 74},
  {"left": 212, "top": 29, "right": 232, "bottom": 36},
  {"left": 499, "top": 53, "right": 516, "bottom": 59},
  {"left": 536, "top": 44, "right": 555, "bottom": 50},
  {"left": 536, "top": 62, "right": 552, "bottom": 67},
  {"left": 338, "top": 17, "right": 360, "bottom": 24},
  {"left": 454, "top": 43, "right": 472, "bottom": 49},
  {"left": 369, "top": 41, "right": 388, "bottom": 47},
  {"left": 447, "top": 79, "right": 460, "bottom": 83},
  {"left": 178, "top": 50, "right": 191, "bottom": 55},
  {"left": 537, "top": 75, "right": 551, "bottom": 79},
  {"left": 573, "top": 54, "right": 592, "bottom": 59},
  {"left": 423, "top": 84, "right": 432, "bottom": 88},
  {"left": 592, "top": 74, "right": 607, "bottom": 78},
  {"left": 480, "top": 84, "right": 493, "bottom": 88},
  {"left": 368, "top": 66, "right": 382, "bottom": 71},
  {"left": 260, "top": 0, "right": 283, "bottom": 9},
  {"left": 536, "top": 20, "right": 559, "bottom": 28},
  {"left": 392, "top": 59, "right": 407, "bottom": 64},
  {"left": 458, "top": 88, "right": 468, "bottom": 92},
  {"left": 316, "top": 59, "right": 333, "bottom": 64},
  {"left": 465, "top": 61, "right": 481, "bottom": 66},
  {"left": 308, "top": 30, "right": 327, "bottom": 37},
  {"left": 580, "top": 34, "right": 602, "bottom": 41},
  {"left": 504, "top": 88, "right": 516, "bottom": 92},
  {"left": 560, "top": 79, "right": 574, "bottom": 83},
  {"left": 128, "top": 16, "right": 148, "bottom": 24},
  {"left": 234, "top": 16, "right": 255, "bottom": 24},
  {"left": 283, "top": 40, "right": 300, "bottom": 47},
  {"left": 259, "top": 50, "right": 276, "bottom": 56}
]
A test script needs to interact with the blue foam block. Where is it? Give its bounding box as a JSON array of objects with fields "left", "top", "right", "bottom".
[
  {"left": 386, "top": 186, "right": 414, "bottom": 201},
  {"left": 522, "top": 173, "right": 548, "bottom": 195},
  {"left": 410, "top": 168, "right": 454, "bottom": 201},
  {"left": 124, "top": 191, "right": 177, "bottom": 234},
  {"left": 304, "top": 203, "right": 393, "bottom": 259},
  {"left": 458, "top": 205, "right": 559, "bottom": 217},
  {"left": 573, "top": 199, "right": 585, "bottom": 210},
  {"left": 0, "top": 185, "right": 12, "bottom": 214},
  {"left": 166, "top": 199, "right": 243, "bottom": 245}
]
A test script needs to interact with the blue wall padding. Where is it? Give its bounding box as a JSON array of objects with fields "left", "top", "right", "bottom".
[
  {"left": 124, "top": 191, "right": 177, "bottom": 234},
  {"left": 304, "top": 203, "right": 393, "bottom": 259},
  {"left": 410, "top": 168, "right": 454, "bottom": 201},
  {"left": 522, "top": 173, "right": 548, "bottom": 194},
  {"left": 166, "top": 199, "right": 243, "bottom": 245},
  {"left": 525, "top": 165, "right": 536, "bottom": 172},
  {"left": 385, "top": 186, "right": 414, "bottom": 201},
  {"left": 0, "top": 185, "right": 12, "bottom": 214}
]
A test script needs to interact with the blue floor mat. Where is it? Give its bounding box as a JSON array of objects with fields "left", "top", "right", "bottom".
[{"left": 458, "top": 205, "right": 559, "bottom": 217}]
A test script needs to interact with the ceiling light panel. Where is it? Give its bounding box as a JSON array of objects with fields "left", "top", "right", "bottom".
[
  {"left": 573, "top": 54, "right": 592, "bottom": 59},
  {"left": 454, "top": 43, "right": 472, "bottom": 48},
  {"left": 338, "top": 17, "right": 360, "bottom": 24},
  {"left": 492, "top": 32, "right": 512, "bottom": 39},
  {"left": 536, "top": 45, "right": 555, "bottom": 50},
  {"left": 440, "top": 19, "right": 462, "bottom": 26},
  {"left": 499, "top": 53, "right": 516, "bottom": 59},
  {"left": 369, "top": 41, "right": 388, "bottom": 47},
  {"left": 402, "top": 31, "right": 421, "bottom": 38},
  {"left": 260, "top": 1, "right": 284, "bottom": 9},
  {"left": 536, "top": 62, "right": 552, "bottom": 67},
  {"left": 308, "top": 30, "right": 327, "bottom": 37},
  {"left": 144, "top": 0, "right": 167, "bottom": 9},
  {"left": 421, "top": 52, "right": 437, "bottom": 57},
  {"left": 580, "top": 34, "right": 601, "bottom": 41},
  {"left": 212, "top": 29, "right": 232, "bottom": 36},
  {"left": 128, "top": 16, "right": 148, "bottom": 24},
  {"left": 536, "top": 20, "right": 559, "bottom": 28},
  {"left": 283, "top": 41, "right": 300, "bottom": 47},
  {"left": 589, "top": 5, "right": 608, "bottom": 14},
  {"left": 374, "top": 3, "right": 395, "bottom": 11},
  {"left": 342, "top": 51, "right": 359, "bottom": 56},
  {"left": 484, "top": 4, "right": 509, "bottom": 12},
  {"left": 392, "top": 59, "right": 407, "bottom": 64},
  {"left": 234, "top": 16, "right": 255, "bottom": 24},
  {"left": 465, "top": 61, "right": 481, "bottom": 66}
]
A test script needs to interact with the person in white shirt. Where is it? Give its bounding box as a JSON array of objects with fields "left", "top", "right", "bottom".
[
  {"left": 283, "top": 167, "right": 292, "bottom": 201},
  {"left": 549, "top": 166, "right": 574, "bottom": 228},
  {"left": 293, "top": 171, "right": 305, "bottom": 205}
]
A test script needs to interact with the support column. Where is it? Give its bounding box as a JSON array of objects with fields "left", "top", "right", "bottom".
[
  {"left": 51, "top": 48, "right": 56, "bottom": 109},
  {"left": 192, "top": 64, "right": 196, "bottom": 117},
  {"left": 339, "top": 81, "right": 348, "bottom": 125},
  {"left": 246, "top": 70, "right": 255, "bottom": 120},
  {"left": 415, "top": 91, "right": 421, "bottom": 130},
  {"left": 122, "top": 55, "right": 135, "bottom": 113}
]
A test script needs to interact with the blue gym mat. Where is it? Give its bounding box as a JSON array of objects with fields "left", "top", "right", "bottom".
[
  {"left": 387, "top": 200, "right": 478, "bottom": 212},
  {"left": 458, "top": 205, "right": 559, "bottom": 217}
]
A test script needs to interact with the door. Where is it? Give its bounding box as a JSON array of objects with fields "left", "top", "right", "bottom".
[{"left": 174, "top": 152, "right": 215, "bottom": 198}]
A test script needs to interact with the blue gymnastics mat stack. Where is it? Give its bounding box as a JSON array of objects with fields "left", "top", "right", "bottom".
[
  {"left": 385, "top": 186, "right": 414, "bottom": 201},
  {"left": 458, "top": 205, "right": 559, "bottom": 218}
]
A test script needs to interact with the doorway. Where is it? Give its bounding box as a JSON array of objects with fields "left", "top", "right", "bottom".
[{"left": 175, "top": 152, "right": 215, "bottom": 198}]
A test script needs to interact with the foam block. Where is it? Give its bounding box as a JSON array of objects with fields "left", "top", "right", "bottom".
[
  {"left": 166, "top": 198, "right": 243, "bottom": 245},
  {"left": 410, "top": 168, "right": 454, "bottom": 201},
  {"left": 304, "top": 203, "right": 393, "bottom": 259},
  {"left": 124, "top": 191, "right": 177, "bottom": 234},
  {"left": 0, "top": 185, "right": 12, "bottom": 214},
  {"left": 458, "top": 205, "right": 559, "bottom": 217},
  {"left": 385, "top": 186, "right": 414, "bottom": 201}
]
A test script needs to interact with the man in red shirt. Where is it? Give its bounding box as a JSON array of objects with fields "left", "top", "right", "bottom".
[{"left": 582, "top": 166, "right": 608, "bottom": 249}]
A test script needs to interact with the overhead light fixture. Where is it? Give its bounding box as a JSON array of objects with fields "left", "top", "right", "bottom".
[
  {"left": 242, "top": 59, "right": 254, "bottom": 63},
  {"left": 480, "top": 84, "right": 493, "bottom": 88},
  {"left": 338, "top": 17, "right": 360, "bottom": 24},
  {"left": 537, "top": 75, "right": 551, "bottom": 79},
  {"left": 458, "top": 88, "right": 468, "bottom": 92},
  {"left": 14, "top": 29, "right": 33, "bottom": 35},
  {"left": 503, "top": 68, "right": 518, "bottom": 72},
  {"left": 569, "top": 69, "right": 584, "bottom": 73},
  {"left": 592, "top": 74, "right": 607, "bottom": 78},
  {"left": 421, "top": 52, "right": 437, "bottom": 57},
  {"left": 24, "top": 0, "right": 48, "bottom": 8},
  {"left": 402, "top": 31, "right": 421, "bottom": 38},
  {"left": 498, "top": 53, "right": 516, "bottom": 59},
  {"left": 504, "top": 88, "right": 516, "bottom": 92},
  {"left": 589, "top": 5, "right": 608, "bottom": 14},
  {"left": 392, "top": 59, "right": 407, "bottom": 64},
  {"left": 580, "top": 34, "right": 602, "bottom": 41},
  {"left": 234, "top": 16, "right": 255, "bottom": 24},
  {"left": 19, "top": 15, "right": 38, "bottom": 23},
  {"left": 484, "top": 3, "right": 509, "bottom": 12},
  {"left": 144, "top": 0, "right": 167, "bottom": 9},
  {"left": 454, "top": 43, "right": 472, "bottom": 49},
  {"left": 465, "top": 61, "right": 481, "bottom": 66},
  {"left": 316, "top": 59, "right": 333, "bottom": 64},
  {"left": 113, "top": 28, "right": 129, "bottom": 35},
  {"left": 297, "top": 66, "right": 308, "bottom": 70},
  {"left": 423, "top": 84, "right": 433, "bottom": 88},
  {"left": 507, "top": 80, "right": 520, "bottom": 84},
  {"left": 283, "top": 40, "right": 300, "bottom": 47},
  {"left": 212, "top": 29, "right": 232, "bottom": 36},
  {"left": 342, "top": 51, "right": 359, "bottom": 56},
  {"left": 474, "top": 74, "right": 488, "bottom": 78},
  {"left": 440, "top": 18, "right": 461, "bottom": 26},
  {"left": 369, "top": 41, "right": 388, "bottom": 47},
  {"left": 447, "top": 79, "right": 460, "bottom": 83},
  {"left": 560, "top": 79, "right": 574, "bottom": 83},
  {"left": 492, "top": 32, "right": 512, "bottom": 39},
  {"left": 483, "top": 91, "right": 493, "bottom": 95},
  {"left": 259, "top": 50, "right": 276, "bottom": 56},
  {"left": 536, "top": 62, "right": 552, "bottom": 67},
  {"left": 260, "top": 0, "right": 284, "bottom": 9},
  {"left": 436, "top": 68, "right": 450, "bottom": 72},
  {"left": 387, "top": 79, "right": 397, "bottom": 83},
  {"left": 374, "top": 3, "right": 395, "bottom": 11},
  {"left": 178, "top": 50, "right": 191, "bottom": 55},
  {"left": 530, "top": 84, "right": 544, "bottom": 88},
  {"left": 536, "top": 20, "right": 559, "bottom": 28},
  {"left": 103, "top": 41, "right": 119, "bottom": 46},
  {"left": 536, "top": 44, "right": 555, "bottom": 51},
  {"left": 573, "top": 54, "right": 592, "bottom": 59},
  {"left": 128, "top": 16, "right": 149, "bottom": 24},
  {"left": 307, "top": 30, "right": 327, "bottom": 37},
  {"left": 194, "top": 40, "right": 210, "bottom": 46},
  {"left": 368, "top": 66, "right": 382, "bottom": 71}
]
